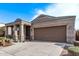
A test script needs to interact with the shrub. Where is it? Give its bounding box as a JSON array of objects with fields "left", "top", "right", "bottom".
[
  {"left": 6, "top": 35, "right": 13, "bottom": 39},
  {"left": 74, "top": 41, "right": 79, "bottom": 46},
  {"left": 68, "top": 46, "right": 79, "bottom": 56},
  {"left": 0, "top": 37, "right": 12, "bottom": 47},
  {"left": 0, "top": 37, "right": 5, "bottom": 40},
  {"left": 68, "top": 46, "right": 79, "bottom": 53}
]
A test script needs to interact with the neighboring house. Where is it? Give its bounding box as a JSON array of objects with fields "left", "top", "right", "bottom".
[{"left": 5, "top": 14, "right": 76, "bottom": 43}]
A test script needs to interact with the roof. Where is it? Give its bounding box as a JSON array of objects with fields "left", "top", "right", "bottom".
[
  {"left": 15, "top": 18, "right": 22, "bottom": 22},
  {"left": 31, "top": 14, "right": 76, "bottom": 24},
  {"left": 5, "top": 18, "right": 31, "bottom": 26}
]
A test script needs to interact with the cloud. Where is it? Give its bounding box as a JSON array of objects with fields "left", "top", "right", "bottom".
[
  {"left": 0, "top": 24, "right": 5, "bottom": 27},
  {"left": 32, "top": 9, "right": 45, "bottom": 20},
  {"left": 32, "top": 3, "right": 79, "bottom": 30}
]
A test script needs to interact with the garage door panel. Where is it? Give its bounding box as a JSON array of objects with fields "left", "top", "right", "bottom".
[{"left": 34, "top": 26, "right": 66, "bottom": 42}]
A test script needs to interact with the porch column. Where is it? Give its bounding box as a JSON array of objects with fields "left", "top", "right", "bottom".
[
  {"left": 5, "top": 26, "right": 8, "bottom": 37},
  {"left": 13, "top": 25, "right": 18, "bottom": 42},
  {"left": 20, "top": 24, "right": 25, "bottom": 42},
  {"left": 31, "top": 27, "right": 34, "bottom": 40}
]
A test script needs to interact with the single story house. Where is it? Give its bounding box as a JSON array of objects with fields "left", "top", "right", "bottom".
[{"left": 5, "top": 14, "right": 76, "bottom": 43}]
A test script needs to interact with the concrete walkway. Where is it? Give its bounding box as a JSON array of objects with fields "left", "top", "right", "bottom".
[{"left": 0, "top": 42, "right": 68, "bottom": 56}]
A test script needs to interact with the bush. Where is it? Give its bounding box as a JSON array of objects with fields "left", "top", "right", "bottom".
[
  {"left": 0, "top": 37, "right": 10, "bottom": 41},
  {"left": 68, "top": 46, "right": 79, "bottom": 53},
  {"left": 0, "top": 37, "right": 5, "bottom": 40},
  {"left": 68, "top": 46, "right": 79, "bottom": 56},
  {"left": 6, "top": 35, "right": 13, "bottom": 39},
  {"left": 0, "top": 37, "right": 12, "bottom": 47},
  {"left": 74, "top": 41, "right": 79, "bottom": 46}
]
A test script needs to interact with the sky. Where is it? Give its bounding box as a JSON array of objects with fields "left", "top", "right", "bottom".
[
  {"left": 0, "top": 3, "right": 79, "bottom": 30},
  {"left": 0, "top": 3, "right": 51, "bottom": 23}
]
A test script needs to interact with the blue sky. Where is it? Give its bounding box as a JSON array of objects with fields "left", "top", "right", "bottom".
[
  {"left": 0, "top": 3, "right": 79, "bottom": 30},
  {"left": 0, "top": 3, "right": 51, "bottom": 23}
]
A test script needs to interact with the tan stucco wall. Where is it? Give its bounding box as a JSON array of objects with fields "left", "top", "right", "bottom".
[{"left": 31, "top": 17, "right": 76, "bottom": 43}]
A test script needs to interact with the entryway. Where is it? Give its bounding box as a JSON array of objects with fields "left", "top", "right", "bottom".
[{"left": 24, "top": 25, "right": 31, "bottom": 41}]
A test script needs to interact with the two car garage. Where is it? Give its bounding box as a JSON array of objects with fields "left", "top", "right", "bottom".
[
  {"left": 34, "top": 26, "right": 66, "bottom": 42},
  {"left": 31, "top": 14, "right": 75, "bottom": 43}
]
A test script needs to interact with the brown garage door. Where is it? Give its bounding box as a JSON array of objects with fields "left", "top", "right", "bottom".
[{"left": 34, "top": 26, "right": 66, "bottom": 42}]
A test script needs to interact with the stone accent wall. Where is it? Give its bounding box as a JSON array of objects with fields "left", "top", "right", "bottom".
[
  {"left": 20, "top": 24, "right": 25, "bottom": 42},
  {"left": 5, "top": 19, "right": 31, "bottom": 42}
]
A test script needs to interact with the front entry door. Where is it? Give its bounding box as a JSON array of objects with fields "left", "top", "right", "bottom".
[{"left": 25, "top": 26, "right": 31, "bottom": 41}]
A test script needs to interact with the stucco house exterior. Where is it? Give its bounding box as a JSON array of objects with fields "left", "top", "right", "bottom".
[{"left": 5, "top": 14, "right": 76, "bottom": 43}]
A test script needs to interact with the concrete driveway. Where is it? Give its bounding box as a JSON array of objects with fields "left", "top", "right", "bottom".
[{"left": 0, "top": 42, "right": 69, "bottom": 56}]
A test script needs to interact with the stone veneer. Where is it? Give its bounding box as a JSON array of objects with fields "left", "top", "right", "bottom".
[{"left": 5, "top": 19, "right": 31, "bottom": 42}]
